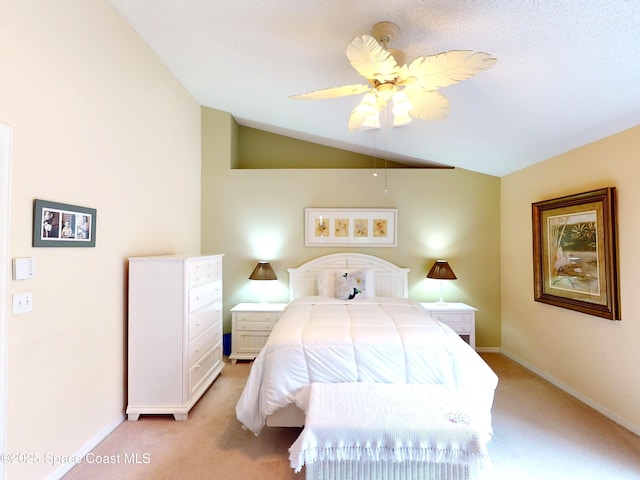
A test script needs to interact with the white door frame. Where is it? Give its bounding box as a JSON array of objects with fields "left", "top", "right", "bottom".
[{"left": 0, "top": 123, "right": 12, "bottom": 480}]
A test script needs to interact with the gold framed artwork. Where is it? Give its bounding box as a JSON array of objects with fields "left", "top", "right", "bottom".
[
  {"left": 532, "top": 187, "right": 620, "bottom": 320},
  {"left": 305, "top": 208, "right": 397, "bottom": 247}
]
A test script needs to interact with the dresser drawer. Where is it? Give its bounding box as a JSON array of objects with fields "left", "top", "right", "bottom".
[
  {"left": 189, "top": 302, "right": 221, "bottom": 340},
  {"left": 188, "top": 258, "right": 222, "bottom": 286},
  {"left": 189, "top": 343, "right": 222, "bottom": 397},
  {"left": 189, "top": 322, "right": 221, "bottom": 367},
  {"left": 188, "top": 280, "right": 222, "bottom": 312}
]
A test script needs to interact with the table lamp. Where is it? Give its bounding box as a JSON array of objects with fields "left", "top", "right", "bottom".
[
  {"left": 249, "top": 261, "right": 277, "bottom": 303},
  {"left": 426, "top": 260, "right": 457, "bottom": 305}
]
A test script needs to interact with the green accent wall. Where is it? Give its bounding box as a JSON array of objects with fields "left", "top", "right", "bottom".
[
  {"left": 237, "top": 125, "right": 449, "bottom": 169},
  {"left": 201, "top": 106, "right": 501, "bottom": 348}
]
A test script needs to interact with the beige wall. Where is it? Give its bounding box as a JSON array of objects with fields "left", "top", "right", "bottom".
[
  {"left": 501, "top": 126, "right": 640, "bottom": 434},
  {"left": 201, "top": 107, "right": 502, "bottom": 348},
  {"left": 10, "top": 1, "right": 637, "bottom": 477},
  {"left": 2, "top": 1, "right": 202, "bottom": 478}
]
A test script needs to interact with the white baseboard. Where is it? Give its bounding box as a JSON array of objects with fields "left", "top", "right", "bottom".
[
  {"left": 46, "top": 413, "right": 125, "bottom": 480},
  {"left": 500, "top": 348, "right": 640, "bottom": 437},
  {"left": 476, "top": 346, "right": 501, "bottom": 353}
]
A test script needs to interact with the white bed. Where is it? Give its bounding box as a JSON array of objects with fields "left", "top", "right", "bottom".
[{"left": 235, "top": 253, "right": 498, "bottom": 437}]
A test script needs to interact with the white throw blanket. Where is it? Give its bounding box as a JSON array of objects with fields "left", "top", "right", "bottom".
[{"left": 289, "top": 382, "right": 491, "bottom": 474}]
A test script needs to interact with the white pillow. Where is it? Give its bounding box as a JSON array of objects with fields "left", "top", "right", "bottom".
[
  {"left": 335, "top": 270, "right": 367, "bottom": 300},
  {"left": 317, "top": 269, "right": 376, "bottom": 298},
  {"left": 317, "top": 269, "right": 336, "bottom": 297},
  {"left": 317, "top": 269, "right": 376, "bottom": 299}
]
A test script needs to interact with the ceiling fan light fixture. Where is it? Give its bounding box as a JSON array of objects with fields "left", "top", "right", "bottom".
[
  {"left": 362, "top": 112, "right": 381, "bottom": 129},
  {"left": 391, "top": 90, "right": 412, "bottom": 127},
  {"left": 354, "top": 92, "right": 378, "bottom": 117},
  {"left": 392, "top": 90, "right": 411, "bottom": 114},
  {"left": 290, "top": 21, "right": 496, "bottom": 132},
  {"left": 349, "top": 91, "right": 381, "bottom": 130},
  {"left": 392, "top": 112, "right": 412, "bottom": 127}
]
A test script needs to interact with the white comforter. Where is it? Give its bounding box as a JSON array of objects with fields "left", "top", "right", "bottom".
[{"left": 236, "top": 297, "right": 498, "bottom": 435}]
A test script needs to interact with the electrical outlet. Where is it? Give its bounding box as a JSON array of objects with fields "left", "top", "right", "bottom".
[{"left": 12, "top": 292, "right": 33, "bottom": 314}]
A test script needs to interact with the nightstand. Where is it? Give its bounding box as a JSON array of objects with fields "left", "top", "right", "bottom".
[
  {"left": 420, "top": 302, "right": 477, "bottom": 350},
  {"left": 229, "top": 303, "right": 287, "bottom": 363}
]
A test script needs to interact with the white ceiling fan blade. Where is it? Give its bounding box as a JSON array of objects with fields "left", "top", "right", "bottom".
[
  {"left": 290, "top": 84, "right": 371, "bottom": 100},
  {"left": 346, "top": 35, "right": 399, "bottom": 83},
  {"left": 396, "top": 63, "right": 411, "bottom": 84},
  {"left": 404, "top": 87, "right": 450, "bottom": 120},
  {"left": 407, "top": 50, "right": 496, "bottom": 91}
]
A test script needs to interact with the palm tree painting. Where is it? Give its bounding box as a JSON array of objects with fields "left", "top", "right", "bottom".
[
  {"left": 533, "top": 188, "right": 619, "bottom": 320},
  {"left": 547, "top": 211, "right": 599, "bottom": 295}
]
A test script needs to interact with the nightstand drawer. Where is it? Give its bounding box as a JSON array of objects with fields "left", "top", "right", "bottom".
[
  {"left": 237, "top": 320, "right": 277, "bottom": 331},
  {"left": 440, "top": 320, "right": 473, "bottom": 334},
  {"left": 236, "top": 312, "right": 281, "bottom": 323},
  {"left": 420, "top": 303, "right": 476, "bottom": 350},
  {"left": 430, "top": 312, "right": 473, "bottom": 323},
  {"left": 230, "top": 303, "right": 288, "bottom": 363}
]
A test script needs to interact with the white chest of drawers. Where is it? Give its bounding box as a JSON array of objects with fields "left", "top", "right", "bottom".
[
  {"left": 127, "top": 254, "right": 224, "bottom": 421},
  {"left": 420, "top": 302, "right": 477, "bottom": 350},
  {"left": 229, "top": 303, "right": 287, "bottom": 363}
]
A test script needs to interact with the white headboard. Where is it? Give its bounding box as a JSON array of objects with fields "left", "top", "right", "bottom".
[{"left": 287, "top": 253, "right": 410, "bottom": 301}]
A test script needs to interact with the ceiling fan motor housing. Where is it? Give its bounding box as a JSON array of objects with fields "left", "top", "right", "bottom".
[{"left": 371, "top": 21, "right": 400, "bottom": 45}]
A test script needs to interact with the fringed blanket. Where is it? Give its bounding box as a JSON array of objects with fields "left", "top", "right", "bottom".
[{"left": 289, "top": 382, "right": 491, "bottom": 476}]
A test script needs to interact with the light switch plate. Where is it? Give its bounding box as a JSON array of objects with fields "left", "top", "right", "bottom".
[{"left": 12, "top": 292, "right": 33, "bottom": 314}]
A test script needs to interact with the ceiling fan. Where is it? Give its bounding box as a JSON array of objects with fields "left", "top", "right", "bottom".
[{"left": 291, "top": 22, "right": 497, "bottom": 131}]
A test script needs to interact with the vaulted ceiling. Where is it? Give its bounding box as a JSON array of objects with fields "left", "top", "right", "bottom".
[{"left": 107, "top": 0, "right": 640, "bottom": 177}]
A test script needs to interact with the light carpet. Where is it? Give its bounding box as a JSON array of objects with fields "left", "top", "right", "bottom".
[{"left": 62, "top": 353, "right": 640, "bottom": 480}]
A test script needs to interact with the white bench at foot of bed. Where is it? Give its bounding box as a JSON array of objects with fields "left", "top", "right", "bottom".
[
  {"left": 306, "top": 459, "right": 471, "bottom": 480},
  {"left": 289, "top": 383, "right": 492, "bottom": 480}
]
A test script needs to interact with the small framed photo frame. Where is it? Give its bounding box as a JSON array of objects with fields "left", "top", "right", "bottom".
[
  {"left": 305, "top": 208, "right": 397, "bottom": 247},
  {"left": 532, "top": 187, "right": 620, "bottom": 320},
  {"left": 33, "top": 199, "right": 97, "bottom": 247}
]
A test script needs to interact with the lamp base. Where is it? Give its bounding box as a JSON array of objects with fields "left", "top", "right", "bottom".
[{"left": 435, "top": 281, "right": 447, "bottom": 305}]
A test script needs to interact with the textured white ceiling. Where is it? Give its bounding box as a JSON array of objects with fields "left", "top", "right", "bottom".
[{"left": 107, "top": 0, "right": 640, "bottom": 177}]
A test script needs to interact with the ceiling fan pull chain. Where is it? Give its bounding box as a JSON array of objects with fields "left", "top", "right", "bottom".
[
  {"left": 384, "top": 106, "right": 389, "bottom": 194},
  {"left": 373, "top": 130, "right": 378, "bottom": 177}
]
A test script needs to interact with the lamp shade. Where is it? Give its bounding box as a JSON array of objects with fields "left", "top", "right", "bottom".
[
  {"left": 426, "top": 260, "right": 457, "bottom": 280},
  {"left": 249, "top": 262, "right": 277, "bottom": 281}
]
